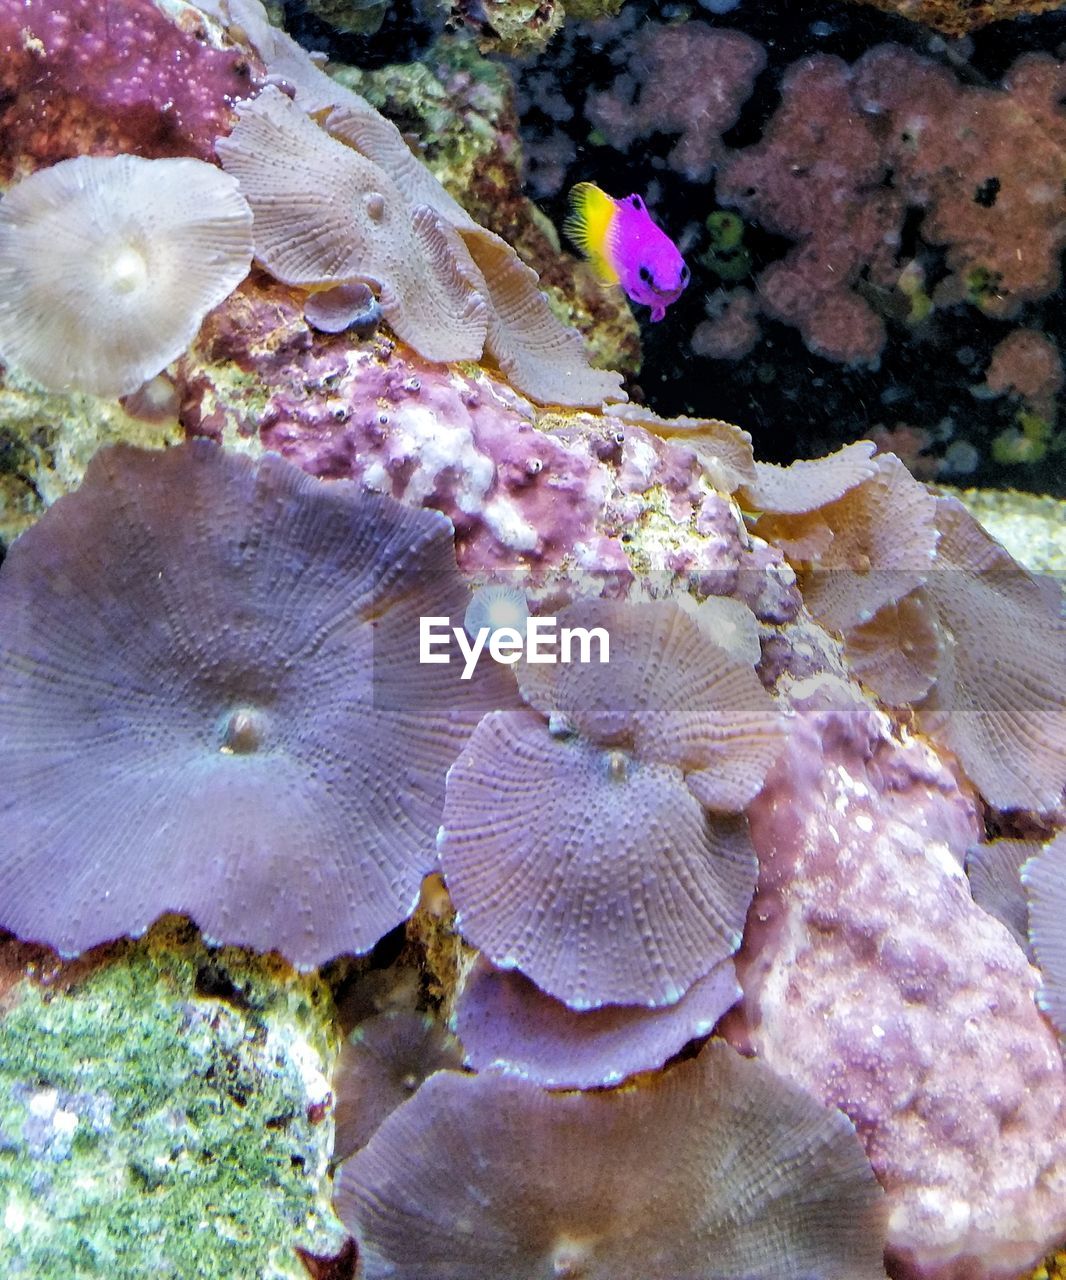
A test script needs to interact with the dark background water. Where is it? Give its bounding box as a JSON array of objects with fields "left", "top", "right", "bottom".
[{"left": 289, "top": 0, "right": 1066, "bottom": 494}]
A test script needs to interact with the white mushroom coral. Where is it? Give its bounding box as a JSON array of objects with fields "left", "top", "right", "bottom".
[{"left": 0, "top": 154, "right": 253, "bottom": 398}]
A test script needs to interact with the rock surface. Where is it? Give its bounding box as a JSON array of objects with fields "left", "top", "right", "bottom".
[
  {"left": 0, "top": 920, "right": 344, "bottom": 1279},
  {"left": 731, "top": 678, "right": 1066, "bottom": 1280}
]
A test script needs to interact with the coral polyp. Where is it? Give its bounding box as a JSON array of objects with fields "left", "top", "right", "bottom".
[
  {"left": 334, "top": 1040, "right": 889, "bottom": 1280},
  {"left": 0, "top": 440, "right": 510, "bottom": 967}
]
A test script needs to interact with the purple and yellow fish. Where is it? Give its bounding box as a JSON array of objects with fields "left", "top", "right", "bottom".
[{"left": 563, "top": 181, "right": 689, "bottom": 322}]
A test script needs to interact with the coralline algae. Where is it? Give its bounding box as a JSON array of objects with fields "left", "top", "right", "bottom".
[
  {"left": 733, "top": 679, "right": 1066, "bottom": 1280},
  {"left": 0, "top": 0, "right": 258, "bottom": 176},
  {"left": 179, "top": 272, "right": 746, "bottom": 580}
]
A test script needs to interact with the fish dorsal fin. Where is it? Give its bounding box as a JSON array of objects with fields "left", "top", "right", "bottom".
[{"left": 563, "top": 182, "right": 620, "bottom": 285}]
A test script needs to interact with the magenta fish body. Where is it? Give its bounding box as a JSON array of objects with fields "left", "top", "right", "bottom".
[
  {"left": 611, "top": 194, "right": 689, "bottom": 322},
  {"left": 564, "top": 183, "right": 690, "bottom": 322}
]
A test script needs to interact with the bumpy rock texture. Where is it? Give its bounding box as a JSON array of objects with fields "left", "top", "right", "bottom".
[
  {"left": 1, "top": 4, "right": 1065, "bottom": 1280},
  {"left": 0, "top": 921, "right": 344, "bottom": 1279},
  {"left": 852, "top": 0, "right": 1066, "bottom": 37},
  {"left": 0, "top": 0, "right": 259, "bottom": 177},
  {"left": 178, "top": 272, "right": 756, "bottom": 583},
  {"left": 731, "top": 678, "right": 1066, "bottom": 1280}
]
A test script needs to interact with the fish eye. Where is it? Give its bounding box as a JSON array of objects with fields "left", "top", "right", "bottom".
[
  {"left": 639, "top": 265, "right": 653, "bottom": 284},
  {"left": 630, "top": 195, "right": 644, "bottom": 210},
  {"left": 680, "top": 264, "right": 690, "bottom": 282}
]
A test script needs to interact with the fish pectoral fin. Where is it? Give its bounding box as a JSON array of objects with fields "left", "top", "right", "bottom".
[
  {"left": 584, "top": 255, "right": 622, "bottom": 286},
  {"left": 563, "top": 181, "right": 621, "bottom": 285}
]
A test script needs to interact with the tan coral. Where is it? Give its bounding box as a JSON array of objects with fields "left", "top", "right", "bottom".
[
  {"left": 461, "top": 227, "right": 625, "bottom": 408},
  {"left": 747, "top": 450, "right": 938, "bottom": 632},
  {"left": 918, "top": 496, "right": 1066, "bottom": 813},
  {"left": 797, "top": 454, "right": 939, "bottom": 631},
  {"left": 854, "top": 0, "right": 1065, "bottom": 53},
  {"left": 740, "top": 440, "right": 877, "bottom": 515},
  {"left": 604, "top": 402, "right": 756, "bottom": 494},
  {"left": 214, "top": 3, "right": 622, "bottom": 407},
  {"left": 216, "top": 87, "right": 489, "bottom": 363},
  {"left": 842, "top": 588, "right": 944, "bottom": 706},
  {"left": 326, "top": 101, "right": 479, "bottom": 235}
]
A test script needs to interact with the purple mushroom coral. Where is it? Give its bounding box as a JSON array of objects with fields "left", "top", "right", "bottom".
[
  {"left": 333, "top": 1038, "right": 889, "bottom": 1279},
  {"left": 453, "top": 953, "right": 740, "bottom": 1089},
  {"left": 1022, "top": 830, "right": 1066, "bottom": 1038},
  {"left": 439, "top": 599, "right": 784, "bottom": 1009},
  {"left": 966, "top": 837, "right": 1043, "bottom": 953},
  {"left": 332, "top": 1011, "right": 463, "bottom": 1162},
  {"left": 0, "top": 441, "right": 510, "bottom": 966},
  {"left": 747, "top": 448, "right": 938, "bottom": 633}
]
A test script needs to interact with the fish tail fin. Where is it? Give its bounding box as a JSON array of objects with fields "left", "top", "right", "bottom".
[{"left": 563, "top": 182, "right": 620, "bottom": 285}]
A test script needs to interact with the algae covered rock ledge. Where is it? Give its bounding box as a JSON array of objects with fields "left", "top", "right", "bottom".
[{"left": 0, "top": 921, "right": 344, "bottom": 1279}]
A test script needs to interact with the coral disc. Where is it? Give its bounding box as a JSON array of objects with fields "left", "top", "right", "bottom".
[{"left": 0, "top": 440, "right": 509, "bottom": 966}]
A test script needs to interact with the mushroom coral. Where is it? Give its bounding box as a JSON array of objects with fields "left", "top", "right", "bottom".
[
  {"left": 215, "top": 87, "right": 489, "bottom": 364},
  {"left": 0, "top": 153, "right": 253, "bottom": 398},
  {"left": 439, "top": 599, "right": 784, "bottom": 1009},
  {"left": 303, "top": 281, "right": 382, "bottom": 336},
  {"left": 332, "top": 1011, "right": 462, "bottom": 1162},
  {"left": 748, "top": 450, "right": 938, "bottom": 632},
  {"left": 842, "top": 589, "right": 943, "bottom": 705},
  {"left": 1022, "top": 830, "right": 1066, "bottom": 1038},
  {"left": 746, "top": 447, "right": 1066, "bottom": 813},
  {"left": 966, "top": 837, "right": 1042, "bottom": 952},
  {"left": 739, "top": 439, "right": 878, "bottom": 515},
  {"left": 453, "top": 954, "right": 740, "bottom": 1088},
  {"left": 917, "top": 496, "right": 1066, "bottom": 812},
  {"left": 0, "top": 440, "right": 510, "bottom": 966},
  {"left": 333, "top": 1039, "right": 889, "bottom": 1280},
  {"left": 214, "top": 4, "right": 625, "bottom": 407}
]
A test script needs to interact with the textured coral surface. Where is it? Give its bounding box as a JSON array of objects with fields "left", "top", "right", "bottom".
[
  {"left": 0, "top": 921, "right": 343, "bottom": 1279},
  {"left": 853, "top": 0, "right": 1066, "bottom": 36},
  {"left": 0, "top": 0, "right": 258, "bottom": 177},
  {"left": 0, "top": 1, "right": 1064, "bottom": 1278},
  {"left": 735, "top": 680, "right": 1066, "bottom": 1280}
]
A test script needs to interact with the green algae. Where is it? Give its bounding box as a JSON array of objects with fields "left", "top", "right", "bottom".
[
  {"left": 564, "top": 0, "right": 627, "bottom": 17},
  {"left": 327, "top": 36, "right": 511, "bottom": 199},
  {"left": 469, "top": 0, "right": 564, "bottom": 55},
  {"left": 991, "top": 408, "right": 1055, "bottom": 466},
  {"left": 0, "top": 367, "right": 182, "bottom": 550},
  {"left": 301, "top": 0, "right": 391, "bottom": 36},
  {"left": 697, "top": 211, "right": 752, "bottom": 283},
  {"left": 0, "top": 921, "right": 344, "bottom": 1279},
  {"left": 964, "top": 264, "right": 1005, "bottom": 311}
]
